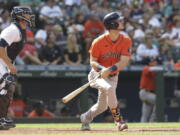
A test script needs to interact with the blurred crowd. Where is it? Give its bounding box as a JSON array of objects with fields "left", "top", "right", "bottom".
[{"left": 0, "top": 0, "right": 179, "bottom": 68}]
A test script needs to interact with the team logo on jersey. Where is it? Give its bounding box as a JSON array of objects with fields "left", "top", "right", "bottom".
[{"left": 102, "top": 51, "right": 121, "bottom": 59}]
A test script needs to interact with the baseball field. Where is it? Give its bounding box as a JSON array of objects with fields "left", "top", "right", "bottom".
[{"left": 0, "top": 123, "right": 180, "bottom": 135}]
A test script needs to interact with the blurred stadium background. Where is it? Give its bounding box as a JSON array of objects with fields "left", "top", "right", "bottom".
[{"left": 0, "top": 0, "right": 180, "bottom": 123}]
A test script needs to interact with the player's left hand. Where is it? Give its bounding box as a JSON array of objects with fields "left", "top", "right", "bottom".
[
  {"left": 8, "top": 64, "right": 17, "bottom": 74},
  {"left": 100, "top": 68, "right": 111, "bottom": 78}
]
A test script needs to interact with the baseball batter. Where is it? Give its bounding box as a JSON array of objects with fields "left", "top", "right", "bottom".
[
  {"left": 80, "top": 12, "right": 132, "bottom": 131},
  {"left": 0, "top": 6, "right": 35, "bottom": 130},
  {"left": 139, "top": 58, "right": 157, "bottom": 122}
]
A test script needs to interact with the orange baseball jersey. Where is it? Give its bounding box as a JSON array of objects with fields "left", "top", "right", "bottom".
[
  {"left": 174, "top": 62, "right": 180, "bottom": 70},
  {"left": 28, "top": 110, "right": 55, "bottom": 118},
  {"left": 83, "top": 20, "right": 104, "bottom": 38},
  {"left": 89, "top": 32, "right": 132, "bottom": 68},
  {"left": 140, "top": 66, "right": 156, "bottom": 91},
  {"left": 9, "top": 99, "right": 26, "bottom": 117}
]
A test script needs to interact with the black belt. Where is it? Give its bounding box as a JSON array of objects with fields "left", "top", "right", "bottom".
[
  {"left": 109, "top": 74, "right": 117, "bottom": 77},
  {"left": 148, "top": 90, "right": 155, "bottom": 93},
  {"left": 142, "top": 89, "right": 155, "bottom": 93}
]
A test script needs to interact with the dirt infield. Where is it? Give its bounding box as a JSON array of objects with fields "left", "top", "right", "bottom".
[{"left": 0, "top": 127, "right": 180, "bottom": 134}]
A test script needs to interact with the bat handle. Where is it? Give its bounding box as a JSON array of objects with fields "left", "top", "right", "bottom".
[{"left": 90, "top": 74, "right": 100, "bottom": 83}]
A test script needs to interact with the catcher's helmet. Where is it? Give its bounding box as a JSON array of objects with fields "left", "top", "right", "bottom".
[
  {"left": 103, "top": 12, "right": 124, "bottom": 30},
  {"left": 11, "top": 6, "right": 35, "bottom": 27}
]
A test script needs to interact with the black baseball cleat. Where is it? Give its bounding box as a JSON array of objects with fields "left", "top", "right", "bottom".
[{"left": 0, "top": 117, "right": 16, "bottom": 130}]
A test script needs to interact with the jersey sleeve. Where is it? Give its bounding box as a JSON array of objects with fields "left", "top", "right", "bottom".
[
  {"left": 0, "top": 24, "right": 21, "bottom": 46},
  {"left": 121, "top": 37, "right": 132, "bottom": 56},
  {"left": 89, "top": 39, "right": 100, "bottom": 58}
]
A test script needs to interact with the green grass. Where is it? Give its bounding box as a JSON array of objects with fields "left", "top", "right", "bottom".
[
  {"left": 17, "top": 122, "right": 180, "bottom": 128},
  {"left": 1, "top": 123, "right": 180, "bottom": 135}
]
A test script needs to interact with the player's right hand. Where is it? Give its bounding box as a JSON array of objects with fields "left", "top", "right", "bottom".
[
  {"left": 8, "top": 64, "right": 17, "bottom": 74},
  {"left": 100, "top": 68, "right": 111, "bottom": 78}
]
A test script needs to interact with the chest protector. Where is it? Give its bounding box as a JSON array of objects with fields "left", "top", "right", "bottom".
[{"left": 6, "top": 23, "right": 26, "bottom": 62}]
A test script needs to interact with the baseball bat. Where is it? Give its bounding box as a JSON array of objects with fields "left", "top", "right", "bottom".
[{"left": 62, "top": 75, "right": 100, "bottom": 103}]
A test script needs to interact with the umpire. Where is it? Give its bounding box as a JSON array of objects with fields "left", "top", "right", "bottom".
[{"left": 0, "top": 6, "right": 35, "bottom": 130}]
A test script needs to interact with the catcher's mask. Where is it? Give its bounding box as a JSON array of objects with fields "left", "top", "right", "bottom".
[{"left": 11, "top": 6, "right": 35, "bottom": 27}]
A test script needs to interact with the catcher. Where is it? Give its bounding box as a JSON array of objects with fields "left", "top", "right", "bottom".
[{"left": 0, "top": 6, "right": 35, "bottom": 130}]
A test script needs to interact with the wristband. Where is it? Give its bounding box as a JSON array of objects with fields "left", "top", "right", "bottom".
[
  {"left": 97, "top": 64, "right": 104, "bottom": 71},
  {"left": 109, "top": 65, "right": 118, "bottom": 72}
]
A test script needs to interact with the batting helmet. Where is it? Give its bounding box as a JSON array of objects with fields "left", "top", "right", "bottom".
[
  {"left": 11, "top": 6, "right": 35, "bottom": 27},
  {"left": 103, "top": 12, "right": 124, "bottom": 30}
]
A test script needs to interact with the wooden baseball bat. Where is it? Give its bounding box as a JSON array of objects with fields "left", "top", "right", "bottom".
[{"left": 62, "top": 75, "right": 100, "bottom": 103}]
